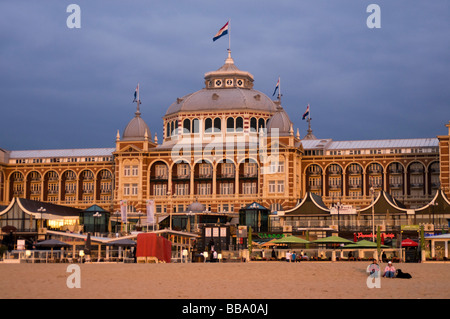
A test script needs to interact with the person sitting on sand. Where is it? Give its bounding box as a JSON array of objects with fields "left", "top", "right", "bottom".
[
  {"left": 367, "top": 259, "right": 380, "bottom": 277},
  {"left": 383, "top": 261, "right": 396, "bottom": 278}
]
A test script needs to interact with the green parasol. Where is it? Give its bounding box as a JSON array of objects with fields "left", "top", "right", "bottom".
[
  {"left": 311, "top": 235, "right": 354, "bottom": 245},
  {"left": 343, "top": 239, "right": 389, "bottom": 249},
  {"left": 272, "top": 235, "right": 310, "bottom": 245}
]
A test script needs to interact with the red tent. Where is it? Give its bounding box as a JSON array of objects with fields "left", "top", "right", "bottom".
[
  {"left": 401, "top": 238, "right": 418, "bottom": 247},
  {"left": 136, "top": 233, "right": 172, "bottom": 263}
]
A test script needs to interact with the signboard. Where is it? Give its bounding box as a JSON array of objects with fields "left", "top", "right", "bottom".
[
  {"left": 401, "top": 225, "right": 420, "bottom": 231},
  {"left": 356, "top": 232, "right": 395, "bottom": 240},
  {"left": 330, "top": 205, "right": 356, "bottom": 215},
  {"left": 17, "top": 240, "right": 25, "bottom": 250},
  {"left": 237, "top": 226, "right": 247, "bottom": 238}
]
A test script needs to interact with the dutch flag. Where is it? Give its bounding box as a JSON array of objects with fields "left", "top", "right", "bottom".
[
  {"left": 133, "top": 83, "right": 139, "bottom": 103},
  {"left": 213, "top": 21, "right": 229, "bottom": 41},
  {"left": 272, "top": 77, "right": 280, "bottom": 96},
  {"left": 302, "top": 104, "right": 310, "bottom": 120}
]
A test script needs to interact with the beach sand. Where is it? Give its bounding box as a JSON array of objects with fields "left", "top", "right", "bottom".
[{"left": 0, "top": 261, "right": 448, "bottom": 299}]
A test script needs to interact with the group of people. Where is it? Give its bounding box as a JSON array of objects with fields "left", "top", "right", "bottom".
[
  {"left": 368, "top": 259, "right": 410, "bottom": 278},
  {"left": 282, "top": 250, "right": 309, "bottom": 262}
]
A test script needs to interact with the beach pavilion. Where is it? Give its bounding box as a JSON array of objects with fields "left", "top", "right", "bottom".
[{"left": 425, "top": 233, "right": 450, "bottom": 260}]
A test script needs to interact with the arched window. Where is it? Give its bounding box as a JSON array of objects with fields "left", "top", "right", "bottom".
[
  {"left": 192, "top": 118, "right": 200, "bottom": 133},
  {"left": 214, "top": 118, "right": 221, "bottom": 132},
  {"left": 183, "top": 119, "right": 190, "bottom": 134},
  {"left": 236, "top": 117, "right": 243, "bottom": 132},
  {"left": 205, "top": 118, "right": 212, "bottom": 133},
  {"left": 174, "top": 120, "right": 178, "bottom": 135},
  {"left": 170, "top": 121, "right": 174, "bottom": 136},
  {"left": 166, "top": 122, "right": 170, "bottom": 138},
  {"left": 227, "top": 117, "right": 234, "bottom": 132},
  {"left": 258, "top": 118, "right": 265, "bottom": 131},
  {"left": 250, "top": 117, "right": 257, "bottom": 132}
]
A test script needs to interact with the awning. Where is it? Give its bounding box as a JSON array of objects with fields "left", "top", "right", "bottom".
[{"left": 401, "top": 238, "right": 418, "bottom": 247}]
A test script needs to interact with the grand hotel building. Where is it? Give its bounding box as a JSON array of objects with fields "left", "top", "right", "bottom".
[{"left": 1, "top": 51, "right": 449, "bottom": 231}]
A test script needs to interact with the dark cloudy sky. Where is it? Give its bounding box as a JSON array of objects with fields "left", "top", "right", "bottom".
[{"left": 1, "top": 1, "right": 449, "bottom": 151}]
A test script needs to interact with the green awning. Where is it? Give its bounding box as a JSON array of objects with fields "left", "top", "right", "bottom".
[
  {"left": 343, "top": 239, "right": 389, "bottom": 249},
  {"left": 272, "top": 235, "right": 310, "bottom": 244},
  {"left": 311, "top": 235, "right": 354, "bottom": 244}
]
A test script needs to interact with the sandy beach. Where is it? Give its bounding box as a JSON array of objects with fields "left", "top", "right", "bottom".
[{"left": 0, "top": 261, "right": 448, "bottom": 299}]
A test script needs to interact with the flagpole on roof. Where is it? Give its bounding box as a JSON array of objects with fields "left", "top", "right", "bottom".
[
  {"left": 228, "top": 19, "right": 231, "bottom": 51},
  {"left": 278, "top": 76, "right": 282, "bottom": 103}
]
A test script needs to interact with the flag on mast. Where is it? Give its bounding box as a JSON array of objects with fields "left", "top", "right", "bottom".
[
  {"left": 213, "top": 21, "right": 229, "bottom": 41},
  {"left": 120, "top": 200, "right": 127, "bottom": 223},
  {"left": 302, "top": 104, "right": 310, "bottom": 120},
  {"left": 133, "top": 83, "right": 140, "bottom": 103},
  {"left": 272, "top": 77, "right": 280, "bottom": 96},
  {"left": 146, "top": 200, "right": 155, "bottom": 224}
]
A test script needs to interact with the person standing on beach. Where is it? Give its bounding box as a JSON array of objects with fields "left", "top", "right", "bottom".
[{"left": 383, "top": 261, "right": 396, "bottom": 278}]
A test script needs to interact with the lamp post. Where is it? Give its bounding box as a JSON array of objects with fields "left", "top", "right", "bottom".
[
  {"left": 136, "top": 210, "right": 143, "bottom": 231},
  {"left": 37, "top": 207, "right": 46, "bottom": 231}
]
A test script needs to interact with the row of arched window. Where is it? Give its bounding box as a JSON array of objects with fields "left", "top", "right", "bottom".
[{"left": 166, "top": 116, "right": 269, "bottom": 137}]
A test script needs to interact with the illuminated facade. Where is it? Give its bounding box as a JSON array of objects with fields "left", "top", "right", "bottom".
[{"left": 1, "top": 52, "right": 449, "bottom": 230}]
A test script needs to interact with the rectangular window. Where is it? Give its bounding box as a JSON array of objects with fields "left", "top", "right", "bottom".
[
  {"left": 244, "top": 163, "right": 257, "bottom": 177},
  {"left": 197, "top": 183, "right": 211, "bottom": 195},
  {"left": 221, "top": 163, "right": 234, "bottom": 177},
  {"left": 177, "top": 164, "right": 189, "bottom": 178},
  {"left": 199, "top": 164, "right": 212, "bottom": 178},
  {"left": 124, "top": 166, "right": 131, "bottom": 176},
  {"left": 156, "top": 165, "right": 168, "bottom": 179},
  {"left": 153, "top": 184, "right": 167, "bottom": 196},
  {"left": 124, "top": 184, "right": 130, "bottom": 196},
  {"left": 131, "top": 184, "right": 138, "bottom": 195},
  {"left": 175, "top": 183, "right": 189, "bottom": 196},
  {"left": 277, "top": 180, "right": 284, "bottom": 193},
  {"left": 220, "top": 182, "right": 234, "bottom": 195},
  {"left": 269, "top": 181, "right": 276, "bottom": 193},
  {"left": 132, "top": 165, "right": 139, "bottom": 176},
  {"left": 243, "top": 182, "right": 257, "bottom": 195}
]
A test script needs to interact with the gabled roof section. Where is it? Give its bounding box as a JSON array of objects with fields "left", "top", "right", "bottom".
[
  {"left": 83, "top": 205, "right": 108, "bottom": 213},
  {"left": 243, "top": 202, "right": 269, "bottom": 211},
  {"left": 414, "top": 189, "right": 450, "bottom": 215},
  {"left": 283, "top": 192, "right": 331, "bottom": 216},
  {"left": 358, "top": 191, "right": 410, "bottom": 215},
  {"left": 0, "top": 198, "right": 82, "bottom": 219}
]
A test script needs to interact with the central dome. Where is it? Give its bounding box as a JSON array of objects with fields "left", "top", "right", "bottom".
[
  {"left": 165, "top": 51, "right": 278, "bottom": 116},
  {"left": 165, "top": 88, "right": 278, "bottom": 116},
  {"left": 123, "top": 108, "right": 151, "bottom": 141}
]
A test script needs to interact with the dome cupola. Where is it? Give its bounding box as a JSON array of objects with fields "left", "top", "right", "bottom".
[
  {"left": 267, "top": 105, "right": 293, "bottom": 135},
  {"left": 122, "top": 103, "right": 151, "bottom": 141}
]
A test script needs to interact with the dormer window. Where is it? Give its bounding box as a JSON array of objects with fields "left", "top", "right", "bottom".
[{"left": 215, "top": 79, "right": 222, "bottom": 87}]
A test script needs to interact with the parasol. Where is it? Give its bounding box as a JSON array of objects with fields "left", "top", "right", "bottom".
[{"left": 401, "top": 238, "right": 418, "bottom": 247}]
